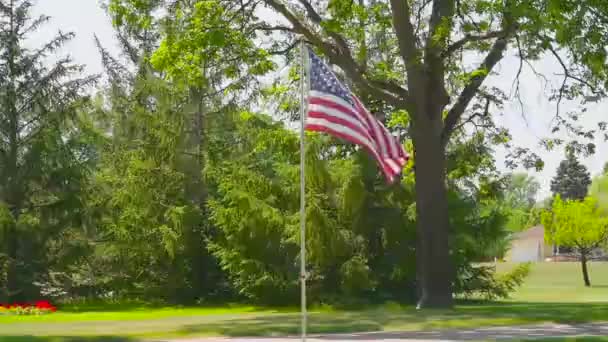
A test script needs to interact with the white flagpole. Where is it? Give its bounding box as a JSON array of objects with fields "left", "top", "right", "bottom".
[{"left": 299, "top": 39, "right": 309, "bottom": 342}]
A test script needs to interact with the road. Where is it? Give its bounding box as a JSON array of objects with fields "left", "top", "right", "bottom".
[{"left": 154, "top": 322, "right": 608, "bottom": 341}]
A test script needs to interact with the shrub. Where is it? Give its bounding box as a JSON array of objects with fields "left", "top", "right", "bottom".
[{"left": 456, "top": 263, "right": 531, "bottom": 300}]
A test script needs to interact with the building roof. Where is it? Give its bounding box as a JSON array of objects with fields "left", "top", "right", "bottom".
[{"left": 514, "top": 225, "right": 545, "bottom": 241}]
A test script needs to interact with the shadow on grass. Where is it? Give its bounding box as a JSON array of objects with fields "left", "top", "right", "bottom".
[
  {"left": 175, "top": 301, "right": 608, "bottom": 337},
  {"left": 0, "top": 337, "right": 138, "bottom": 342},
  {"left": 179, "top": 314, "right": 383, "bottom": 337}
]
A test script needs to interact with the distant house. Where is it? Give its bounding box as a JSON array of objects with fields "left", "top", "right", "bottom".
[
  {"left": 505, "top": 225, "right": 553, "bottom": 262},
  {"left": 505, "top": 225, "right": 607, "bottom": 262}
]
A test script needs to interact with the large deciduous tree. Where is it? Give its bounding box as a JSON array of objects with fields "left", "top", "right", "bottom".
[{"left": 259, "top": 0, "right": 608, "bottom": 307}]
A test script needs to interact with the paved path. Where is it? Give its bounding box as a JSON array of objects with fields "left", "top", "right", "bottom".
[{"left": 154, "top": 322, "right": 608, "bottom": 341}]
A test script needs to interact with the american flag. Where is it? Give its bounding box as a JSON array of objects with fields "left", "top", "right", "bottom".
[{"left": 304, "top": 47, "right": 409, "bottom": 183}]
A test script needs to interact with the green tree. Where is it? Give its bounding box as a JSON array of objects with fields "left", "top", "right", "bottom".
[
  {"left": 505, "top": 173, "right": 540, "bottom": 209},
  {"left": 551, "top": 151, "right": 592, "bottom": 201},
  {"left": 503, "top": 173, "right": 540, "bottom": 231},
  {"left": 589, "top": 174, "right": 608, "bottom": 215},
  {"left": 542, "top": 196, "right": 608, "bottom": 287},
  {"left": 207, "top": 111, "right": 515, "bottom": 304},
  {"left": 0, "top": 0, "right": 97, "bottom": 301},
  {"left": 603, "top": 162, "right": 608, "bottom": 175},
  {"left": 260, "top": 0, "right": 608, "bottom": 307},
  {"left": 89, "top": 2, "right": 231, "bottom": 302}
]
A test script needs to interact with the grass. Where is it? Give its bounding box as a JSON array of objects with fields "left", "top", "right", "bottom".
[
  {"left": 0, "top": 262, "right": 607, "bottom": 341},
  {"left": 496, "top": 261, "right": 608, "bottom": 302}
]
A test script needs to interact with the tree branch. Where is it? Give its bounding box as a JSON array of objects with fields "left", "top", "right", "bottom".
[
  {"left": 443, "top": 30, "right": 507, "bottom": 58},
  {"left": 297, "top": 0, "right": 351, "bottom": 60},
  {"left": 263, "top": 0, "right": 408, "bottom": 107},
  {"left": 255, "top": 24, "right": 295, "bottom": 32},
  {"left": 389, "top": 0, "right": 420, "bottom": 72},
  {"left": 545, "top": 42, "right": 604, "bottom": 125},
  {"left": 413, "top": 0, "right": 433, "bottom": 43},
  {"left": 427, "top": 0, "right": 456, "bottom": 47},
  {"left": 441, "top": 33, "right": 511, "bottom": 146},
  {"left": 297, "top": 0, "right": 322, "bottom": 23},
  {"left": 452, "top": 97, "right": 490, "bottom": 133},
  {"left": 511, "top": 34, "right": 529, "bottom": 126},
  {"left": 268, "top": 40, "right": 299, "bottom": 56}
]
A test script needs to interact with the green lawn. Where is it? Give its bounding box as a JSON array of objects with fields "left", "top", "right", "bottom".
[
  {"left": 497, "top": 262, "right": 608, "bottom": 302},
  {"left": 1, "top": 262, "right": 607, "bottom": 341}
]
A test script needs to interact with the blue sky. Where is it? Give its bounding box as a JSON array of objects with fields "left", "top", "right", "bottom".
[{"left": 30, "top": 0, "right": 608, "bottom": 200}]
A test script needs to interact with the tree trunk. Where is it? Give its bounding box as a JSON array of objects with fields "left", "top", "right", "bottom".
[
  {"left": 5, "top": 224, "right": 19, "bottom": 302},
  {"left": 412, "top": 114, "right": 453, "bottom": 308},
  {"left": 5, "top": 0, "right": 22, "bottom": 303},
  {"left": 581, "top": 252, "right": 591, "bottom": 287},
  {"left": 186, "top": 86, "right": 206, "bottom": 208}
]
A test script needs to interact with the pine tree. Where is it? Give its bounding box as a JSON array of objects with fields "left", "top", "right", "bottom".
[
  {"left": 0, "top": 0, "right": 96, "bottom": 301},
  {"left": 550, "top": 151, "right": 592, "bottom": 201}
]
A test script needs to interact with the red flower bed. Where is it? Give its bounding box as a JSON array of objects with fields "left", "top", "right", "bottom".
[{"left": 0, "top": 300, "right": 57, "bottom": 315}]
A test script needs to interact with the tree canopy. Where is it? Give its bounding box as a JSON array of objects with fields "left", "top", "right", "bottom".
[
  {"left": 542, "top": 196, "right": 608, "bottom": 286},
  {"left": 551, "top": 151, "right": 592, "bottom": 201}
]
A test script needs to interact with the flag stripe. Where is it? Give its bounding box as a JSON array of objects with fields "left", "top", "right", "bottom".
[
  {"left": 306, "top": 118, "right": 378, "bottom": 156},
  {"left": 309, "top": 91, "right": 364, "bottom": 121},
  {"left": 307, "top": 111, "right": 372, "bottom": 145},
  {"left": 306, "top": 121, "right": 396, "bottom": 180},
  {"left": 353, "top": 97, "right": 389, "bottom": 157},
  {"left": 307, "top": 104, "right": 371, "bottom": 139}
]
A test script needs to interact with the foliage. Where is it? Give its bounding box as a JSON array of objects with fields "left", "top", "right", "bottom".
[
  {"left": 456, "top": 262, "right": 531, "bottom": 301},
  {"left": 589, "top": 174, "right": 608, "bottom": 215},
  {"left": 0, "top": 0, "right": 98, "bottom": 302},
  {"left": 542, "top": 196, "right": 608, "bottom": 286},
  {"left": 551, "top": 152, "right": 592, "bottom": 201},
  {"left": 542, "top": 196, "right": 608, "bottom": 251},
  {"left": 150, "top": 0, "right": 275, "bottom": 90},
  {"left": 206, "top": 111, "right": 417, "bottom": 304},
  {"left": 501, "top": 173, "right": 541, "bottom": 231},
  {"left": 505, "top": 173, "right": 541, "bottom": 208},
  {"left": 205, "top": 110, "right": 515, "bottom": 305}
]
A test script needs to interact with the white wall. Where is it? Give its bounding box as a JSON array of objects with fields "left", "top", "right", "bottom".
[{"left": 509, "top": 240, "right": 544, "bottom": 262}]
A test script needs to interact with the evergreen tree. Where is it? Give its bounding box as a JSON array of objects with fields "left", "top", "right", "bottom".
[
  {"left": 0, "top": 0, "right": 97, "bottom": 301},
  {"left": 550, "top": 151, "right": 592, "bottom": 201},
  {"left": 91, "top": 2, "right": 211, "bottom": 303}
]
